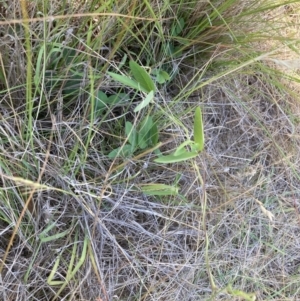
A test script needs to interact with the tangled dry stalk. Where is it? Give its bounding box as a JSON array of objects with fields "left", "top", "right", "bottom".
[{"left": 0, "top": 1, "right": 300, "bottom": 301}]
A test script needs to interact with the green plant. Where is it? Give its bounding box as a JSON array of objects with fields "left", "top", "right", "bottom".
[
  {"left": 1, "top": 0, "right": 300, "bottom": 300},
  {"left": 108, "top": 60, "right": 157, "bottom": 94},
  {"left": 90, "top": 91, "right": 130, "bottom": 118},
  {"left": 154, "top": 106, "right": 204, "bottom": 163},
  {"left": 108, "top": 115, "right": 158, "bottom": 158}
]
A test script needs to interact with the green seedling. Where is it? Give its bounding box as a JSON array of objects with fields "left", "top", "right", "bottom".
[
  {"left": 151, "top": 69, "right": 170, "bottom": 84},
  {"left": 171, "top": 17, "right": 185, "bottom": 36},
  {"left": 155, "top": 106, "right": 204, "bottom": 163},
  {"left": 107, "top": 72, "right": 145, "bottom": 92},
  {"left": 49, "top": 232, "right": 89, "bottom": 301},
  {"left": 108, "top": 60, "right": 156, "bottom": 94},
  {"left": 108, "top": 116, "right": 158, "bottom": 159},
  {"left": 138, "top": 116, "right": 156, "bottom": 149},
  {"left": 129, "top": 60, "right": 155, "bottom": 93},
  {"left": 24, "top": 222, "right": 70, "bottom": 283},
  {"left": 91, "top": 91, "right": 129, "bottom": 118},
  {"left": 108, "top": 144, "right": 134, "bottom": 159},
  {"left": 125, "top": 121, "right": 138, "bottom": 150}
]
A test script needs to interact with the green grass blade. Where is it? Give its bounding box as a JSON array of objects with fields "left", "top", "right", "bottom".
[
  {"left": 52, "top": 235, "right": 89, "bottom": 299},
  {"left": 40, "top": 229, "right": 70, "bottom": 243}
]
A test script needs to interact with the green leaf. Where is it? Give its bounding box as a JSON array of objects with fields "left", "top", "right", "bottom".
[
  {"left": 173, "top": 140, "right": 195, "bottom": 156},
  {"left": 34, "top": 44, "right": 45, "bottom": 90},
  {"left": 129, "top": 61, "right": 155, "bottom": 93},
  {"left": 108, "top": 144, "right": 133, "bottom": 159},
  {"left": 154, "top": 148, "right": 162, "bottom": 156},
  {"left": 62, "top": 72, "right": 83, "bottom": 96},
  {"left": 165, "top": 43, "right": 183, "bottom": 58},
  {"left": 138, "top": 116, "right": 153, "bottom": 149},
  {"left": 173, "top": 17, "right": 185, "bottom": 36},
  {"left": 47, "top": 45, "right": 64, "bottom": 69},
  {"left": 194, "top": 107, "right": 204, "bottom": 151},
  {"left": 61, "top": 48, "right": 78, "bottom": 66},
  {"left": 94, "top": 91, "right": 108, "bottom": 112},
  {"left": 92, "top": 92, "right": 129, "bottom": 118},
  {"left": 108, "top": 72, "right": 148, "bottom": 93},
  {"left": 108, "top": 93, "right": 129, "bottom": 104},
  {"left": 125, "top": 121, "right": 137, "bottom": 149},
  {"left": 97, "top": 90, "right": 108, "bottom": 102},
  {"left": 40, "top": 229, "right": 70, "bottom": 243},
  {"left": 155, "top": 70, "right": 170, "bottom": 84},
  {"left": 154, "top": 150, "right": 199, "bottom": 163},
  {"left": 140, "top": 184, "right": 179, "bottom": 196},
  {"left": 134, "top": 90, "right": 154, "bottom": 113},
  {"left": 150, "top": 122, "right": 159, "bottom": 145},
  {"left": 173, "top": 147, "right": 186, "bottom": 157},
  {"left": 125, "top": 121, "right": 133, "bottom": 138}
]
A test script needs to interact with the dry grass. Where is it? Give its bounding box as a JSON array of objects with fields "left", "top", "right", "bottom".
[{"left": 0, "top": 1, "right": 300, "bottom": 301}]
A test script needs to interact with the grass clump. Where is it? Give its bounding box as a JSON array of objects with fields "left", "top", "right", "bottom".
[{"left": 1, "top": 1, "right": 300, "bottom": 300}]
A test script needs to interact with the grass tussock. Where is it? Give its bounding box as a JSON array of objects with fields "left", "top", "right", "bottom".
[{"left": 0, "top": 1, "right": 300, "bottom": 300}]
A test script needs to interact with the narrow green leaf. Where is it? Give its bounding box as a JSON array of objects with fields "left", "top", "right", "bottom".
[
  {"left": 150, "top": 122, "right": 159, "bottom": 145},
  {"left": 151, "top": 69, "right": 170, "bottom": 84},
  {"left": 108, "top": 72, "right": 148, "bottom": 93},
  {"left": 47, "top": 254, "right": 63, "bottom": 285},
  {"left": 108, "top": 144, "right": 133, "bottom": 159},
  {"left": 173, "top": 140, "right": 195, "bottom": 156},
  {"left": 108, "top": 93, "right": 128, "bottom": 104},
  {"left": 94, "top": 91, "right": 108, "bottom": 111},
  {"left": 140, "top": 184, "right": 179, "bottom": 196},
  {"left": 40, "top": 229, "right": 70, "bottom": 243},
  {"left": 175, "top": 17, "right": 185, "bottom": 35},
  {"left": 173, "top": 147, "right": 186, "bottom": 157},
  {"left": 129, "top": 60, "right": 155, "bottom": 93},
  {"left": 118, "top": 54, "right": 127, "bottom": 69},
  {"left": 138, "top": 116, "right": 153, "bottom": 149},
  {"left": 154, "top": 150, "right": 198, "bottom": 163},
  {"left": 97, "top": 90, "right": 108, "bottom": 102},
  {"left": 134, "top": 90, "right": 154, "bottom": 112},
  {"left": 125, "top": 121, "right": 133, "bottom": 138},
  {"left": 154, "top": 148, "right": 162, "bottom": 156},
  {"left": 61, "top": 48, "right": 78, "bottom": 65},
  {"left": 194, "top": 107, "right": 204, "bottom": 151},
  {"left": 138, "top": 136, "right": 147, "bottom": 150},
  {"left": 171, "top": 17, "right": 185, "bottom": 36},
  {"left": 34, "top": 44, "right": 45, "bottom": 89},
  {"left": 38, "top": 222, "right": 57, "bottom": 239},
  {"left": 125, "top": 121, "right": 137, "bottom": 148},
  {"left": 156, "top": 70, "right": 170, "bottom": 84},
  {"left": 62, "top": 73, "right": 83, "bottom": 96}
]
